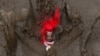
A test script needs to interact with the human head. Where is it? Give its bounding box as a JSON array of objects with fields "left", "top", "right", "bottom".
[{"left": 46, "top": 31, "right": 53, "bottom": 40}]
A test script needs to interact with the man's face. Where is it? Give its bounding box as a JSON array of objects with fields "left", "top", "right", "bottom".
[{"left": 47, "top": 31, "right": 53, "bottom": 39}]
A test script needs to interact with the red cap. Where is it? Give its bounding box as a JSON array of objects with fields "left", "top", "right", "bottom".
[{"left": 40, "top": 7, "right": 60, "bottom": 43}]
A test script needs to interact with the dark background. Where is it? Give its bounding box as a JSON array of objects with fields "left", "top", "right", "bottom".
[{"left": 0, "top": 0, "right": 100, "bottom": 56}]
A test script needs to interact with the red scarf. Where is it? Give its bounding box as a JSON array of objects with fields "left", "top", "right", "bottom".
[{"left": 40, "top": 7, "right": 61, "bottom": 43}]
